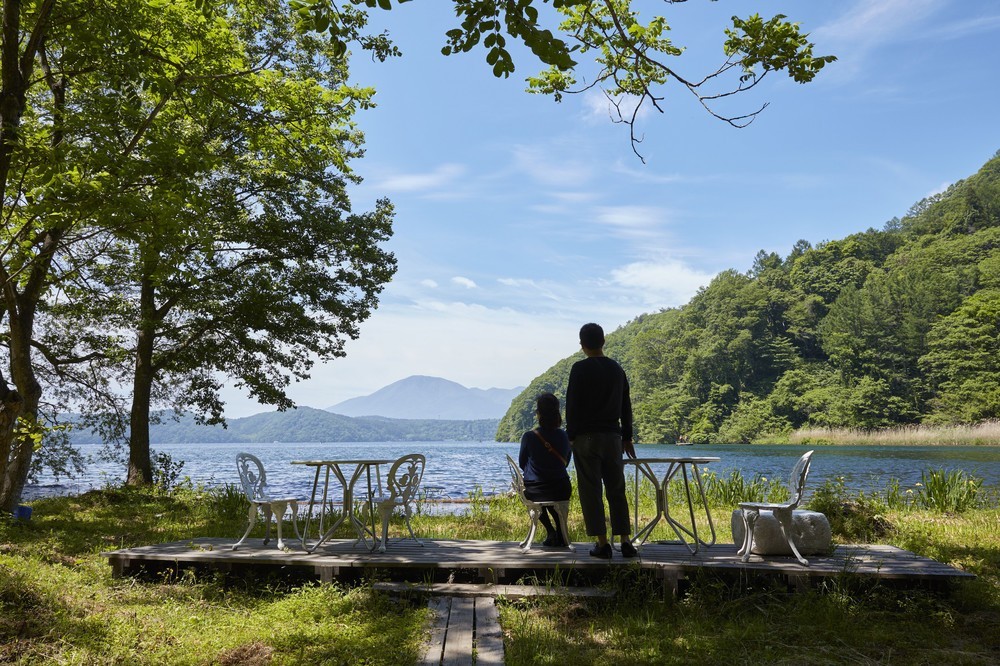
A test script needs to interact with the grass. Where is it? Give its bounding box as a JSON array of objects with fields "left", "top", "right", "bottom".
[
  {"left": 1, "top": 472, "right": 998, "bottom": 665},
  {"left": 790, "top": 420, "right": 1000, "bottom": 445}
]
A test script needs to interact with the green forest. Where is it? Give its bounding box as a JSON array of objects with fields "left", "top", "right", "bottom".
[
  {"left": 497, "top": 150, "right": 1000, "bottom": 444},
  {"left": 66, "top": 408, "right": 498, "bottom": 445}
]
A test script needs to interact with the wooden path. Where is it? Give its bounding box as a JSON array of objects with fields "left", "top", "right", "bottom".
[
  {"left": 417, "top": 596, "right": 503, "bottom": 666},
  {"left": 103, "top": 536, "right": 974, "bottom": 594}
]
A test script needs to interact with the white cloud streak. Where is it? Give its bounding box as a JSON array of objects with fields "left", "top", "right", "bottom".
[
  {"left": 373, "top": 163, "right": 466, "bottom": 192},
  {"left": 609, "top": 258, "right": 714, "bottom": 308},
  {"left": 451, "top": 276, "right": 478, "bottom": 289}
]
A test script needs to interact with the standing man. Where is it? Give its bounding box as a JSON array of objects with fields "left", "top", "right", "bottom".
[{"left": 565, "top": 322, "right": 638, "bottom": 559}]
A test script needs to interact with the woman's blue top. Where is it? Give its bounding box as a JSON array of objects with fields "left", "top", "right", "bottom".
[{"left": 518, "top": 427, "right": 572, "bottom": 484}]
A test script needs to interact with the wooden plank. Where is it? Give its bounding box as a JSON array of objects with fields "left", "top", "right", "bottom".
[
  {"left": 473, "top": 597, "right": 504, "bottom": 666},
  {"left": 100, "top": 537, "right": 975, "bottom": 586},
  {"left": 442, "top": 596, "right": 474, "bottom": 666},
  {"left": 419, "top": 596, "right": 450, "bottom": 666},
  {"left": 373, "top": 581, "right": 613, "bottom": 599}
]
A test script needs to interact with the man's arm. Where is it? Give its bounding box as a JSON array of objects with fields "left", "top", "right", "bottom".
[
  {"left": 621, "top": 370, "right": 635, "bottom": 458},
  {"left": 565, "top": 362, "right": 580, "bottom": 441}
]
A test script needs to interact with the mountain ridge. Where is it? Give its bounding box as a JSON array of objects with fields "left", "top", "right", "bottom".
[{"left": 327, "top": 375, "right": 523, "bottom": 420}]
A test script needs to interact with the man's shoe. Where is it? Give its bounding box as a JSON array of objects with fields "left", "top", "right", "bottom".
[
  {"left": 620, "top": 541, "right": 638, "bottom": 558},
  {"left": 542, "top": 534, "right": 559, "bottom": 547},
  {"left": 589, "top": 542, "right": 613, "bottom": 559}
]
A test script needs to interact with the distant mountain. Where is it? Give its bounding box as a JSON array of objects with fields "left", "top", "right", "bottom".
[
  {"left": 327, "top": 375, "right": 523, "bottom": 420},
  {"left": 66, "top": 407, "right": 501, "bottom": 444}
]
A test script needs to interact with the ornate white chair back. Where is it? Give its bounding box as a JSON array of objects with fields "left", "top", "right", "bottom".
[
  {"left": 387, "top": 454, "right": 425, "bottom": 504},
  {"left": 236, "top": 452, "right": 268, "bottom": 501},
  {"left": 506, "top": 454, "right": 528, "bottom": 499},
  {"left": 787, "top": 450, "right": 814, "bottom": 508}
]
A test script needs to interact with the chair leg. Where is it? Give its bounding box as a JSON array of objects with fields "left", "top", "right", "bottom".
[
  {"left": 271, "top": 501, "right": 287, "bottom": 550},
  {"left": 740, "top": 508, "right": 758, "bottom": 563},
  {"left": 233, "top": 503, "right": 258, "bottom": 551},
  {"left": 554, "top": 502, "right": 573, "bottom": 550},
  {"left": 402, "top": 505, "right": 422, "bottom": 546},
  {"left": 522, "top": 509, "right": 540, "bottom": 551},
  {"left": 289, "top": 501, "right": 303, "bottom": 543},
  {"left": 261, "top": 504, "right": 273, "bottom": 546},
  {"left": 378, "top": 505, "right": 391, "bottom": 554},
  {"left": 775, "top": 508, "right": 809, "bottom": 566}
]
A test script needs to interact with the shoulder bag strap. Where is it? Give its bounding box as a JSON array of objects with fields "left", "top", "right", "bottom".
[{"left": 533, "top": 428, "right": 568, "bottom": 467}]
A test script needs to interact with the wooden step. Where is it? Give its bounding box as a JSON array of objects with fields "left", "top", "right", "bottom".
[
  {"left": 373, "top": 581, "right": 614, "bottom": 599},
  {"left": 419, "top": 596, "right": 505, "bottom": 666}
]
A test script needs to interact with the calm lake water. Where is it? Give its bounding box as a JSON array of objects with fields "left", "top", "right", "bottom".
[{"left": 23, "top": 441, "right": 1000, "bottom": 504}]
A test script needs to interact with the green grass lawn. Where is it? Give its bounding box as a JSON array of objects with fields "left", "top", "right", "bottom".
[{"left": 1, "top": 476, "right": 998, "bottom": 665}]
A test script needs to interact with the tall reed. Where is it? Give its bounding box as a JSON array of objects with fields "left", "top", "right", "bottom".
[{"left": 790, "top": 420, "right": 1000, "bottom": 446}]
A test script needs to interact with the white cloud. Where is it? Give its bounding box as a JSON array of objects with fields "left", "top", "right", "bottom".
[
  {"left": 609, "top": 258, "right": 714, "bottom": 308},
  {"left": 927, "top": 181, "right": 953, "bottom": 198},
  {"left": 926, "top": 14, "right": 1000, "bottom": 40},
  {"left": 373, "top": 163, "right": 465, "bottom": 192},
  {"left": 497, "top": 277, "right": 562, "bottom": 302},
  {"left": 451, "top": 276, "right": 478, "bottom": 289},
  {"left": 582, "top": 89, "right": 651, "bottom": 124},
  {"left": 510, "top": 144, "right": 593, "bottom": 188},
  {"left": 594, "top": 205, "right": 668, "bottom": 240},
  {"left": 812, "top": 0, "right": 941, "bottom": 80},
  {"left": 814, "top": 0, "right": 939, "bottom": 44},
  {"left": 420, "top": 279, "right": 439, "bottom": 289}
]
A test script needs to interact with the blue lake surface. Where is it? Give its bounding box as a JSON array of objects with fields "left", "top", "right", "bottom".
[{"left": 24, "top": 440, "right": 1000, "bottom": 503}]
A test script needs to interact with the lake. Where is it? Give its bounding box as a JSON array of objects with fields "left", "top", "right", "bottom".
[{"left": 23, "top": 441, "right": 1000, "bottom": 506}]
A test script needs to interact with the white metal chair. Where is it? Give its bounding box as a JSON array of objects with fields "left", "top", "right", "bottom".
[
  {"left": 233, "top": 453, "right": 303, "bottom": 551},
  {"left": 738, "top": 450, "right": 815, "bottom": 566},
  {"left": 374, "top": 453, "right": 426, "bottom": 553},
  {"left": 505, "top": 454, "right": 572, "bottom": 552}
]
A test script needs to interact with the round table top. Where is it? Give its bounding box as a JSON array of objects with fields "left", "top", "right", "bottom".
[
  {"left": 290, "top": 459, "right": 393, "bottom": 466},
  {"left": 627, "top": 456, "right": 721, "bottom": 464}
]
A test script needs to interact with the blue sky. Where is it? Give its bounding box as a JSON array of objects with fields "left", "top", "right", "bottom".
[{"left": 222, "top": 0, "right": 1000, "bottom": 417}]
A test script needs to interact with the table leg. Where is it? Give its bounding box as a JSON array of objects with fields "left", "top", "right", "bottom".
[
  {"left": 630, "top": 462, "right": 664, "bottom": 546},
  {"left": 662, "top": 463, "right": 698, "bottom": 553},
  {"left": 300, "top": 466, "right": 323, "bottom": 552},
  {"left": 309, "top": 465, "right": 350, "bottom": 553},
  {"left": 662, "top": 462, "right": 717, "bottom": 554},
  {"left": 346, "top": 464, "right": 378, "bottom": 551},
  {"left": 690, "top": 462, "right": 717, "bottom": 548}
]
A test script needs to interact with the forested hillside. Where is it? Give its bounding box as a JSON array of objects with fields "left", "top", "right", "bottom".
[
  {"left": 67, "top": 408, "right": 499, "bottom": 445},
  {"left": 497, "top": 151, "right": 1000, "bottom": 443}
]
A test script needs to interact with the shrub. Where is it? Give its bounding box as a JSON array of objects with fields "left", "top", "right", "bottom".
[{"left": 915, "top": 468, "right": 983, "bottom": 513}]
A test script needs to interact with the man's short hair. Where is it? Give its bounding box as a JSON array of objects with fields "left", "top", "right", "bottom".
[{"left": 579, "top": 322, "right": 605, "bottom": 350}]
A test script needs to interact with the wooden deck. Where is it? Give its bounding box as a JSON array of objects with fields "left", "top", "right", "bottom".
[{"left": 102, "top": 536, "right": 973, "bottom": 594}]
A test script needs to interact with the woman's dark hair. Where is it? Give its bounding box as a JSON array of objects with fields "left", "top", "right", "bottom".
[{"left": 535, "top": 392, "right": 562, "bottom": 429}]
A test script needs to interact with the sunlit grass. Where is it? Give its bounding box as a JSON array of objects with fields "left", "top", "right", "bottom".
[
  {"left": 791, "top": 420, "right": 1000, "bottom": 445},
  {"left": 2, "top": 469, "right": 998, "bottom": 665},
  {"left": 0, "top": 486, "right": 427, "bottom": 665}
]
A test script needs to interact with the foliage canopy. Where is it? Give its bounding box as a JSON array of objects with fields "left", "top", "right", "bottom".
[{"left": 497, "top": 152, "right": 1000, "bottom": 443}]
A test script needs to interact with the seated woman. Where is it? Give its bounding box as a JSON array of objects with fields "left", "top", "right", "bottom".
[{"left": 518, "top": 392, "right": 573, "bottom": 547}]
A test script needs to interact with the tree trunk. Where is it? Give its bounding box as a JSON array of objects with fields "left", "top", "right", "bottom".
[
  {"left": 0, "top": 380, "right": 24, "bottom": 513},
  {"left": 0, "top": 0, "right": 56, "bottom": 513},
  {"left": 126, "top": 276, "right": 157, "bottom": 486},
  {"left": 0, "top": 295, "right": 43, "bottom": 511}
]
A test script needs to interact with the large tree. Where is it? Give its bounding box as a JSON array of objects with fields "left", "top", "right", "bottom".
[{"left": 1, "top": 0, "right": 394, "bottom": 503}]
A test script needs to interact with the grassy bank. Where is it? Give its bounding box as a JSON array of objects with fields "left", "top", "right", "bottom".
[
  {"left": 1, "top": 473, "right": 998, "bottom": 664},
  {"left": 789, "top": 420, "right": 1000, "bottom": 446}
]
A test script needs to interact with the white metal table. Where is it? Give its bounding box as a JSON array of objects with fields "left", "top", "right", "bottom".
[
  {"left": 291, "top": 459, "right": 391, "bottom": 553},
  {"left": 626, "top": 456, "right": 721, "bottom": 553}
]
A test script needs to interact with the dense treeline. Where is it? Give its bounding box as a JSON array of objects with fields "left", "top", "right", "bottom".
[
  {"left": 67, "top": 408, "right": 499, "bottom": 445},
  {"left": 497, "top": 151, "right": 1000, "bottom": 443}
]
